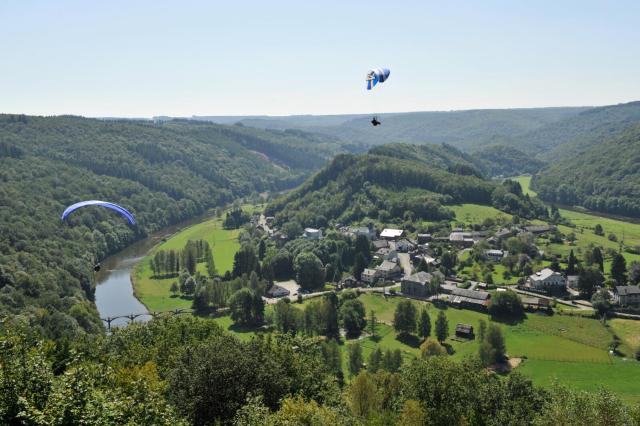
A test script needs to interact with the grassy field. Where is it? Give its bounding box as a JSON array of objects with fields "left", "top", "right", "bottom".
[
  {"left": 132, "top": 207, "right": 253, "bottom": 312},
  {"left": 513, "top": 175, "right": 537, "bottom": 196},
  {"left": 450, "top": 204, "right": 513, "bottom": 227},
  {"left": 349, "top": 294, "right": 640, "bottom": 400},
  {"left": 609, "top": 318, "right": 640, "bottom": 357}
]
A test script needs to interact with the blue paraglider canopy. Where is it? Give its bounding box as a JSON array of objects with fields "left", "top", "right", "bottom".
[
  {"left": 366, "top": 68, "right": 390, "bottom": 90},
  {"left": 61, "top": 200, "right": 136, "bottom": 225}
]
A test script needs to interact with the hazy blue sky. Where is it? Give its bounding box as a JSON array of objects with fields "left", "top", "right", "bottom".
[{"left": 1, "top": 1, "right": 639, "bottom": 117}]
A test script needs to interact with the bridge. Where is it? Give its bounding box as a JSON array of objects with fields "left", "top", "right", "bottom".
[{"left": 100, "top": 308, "right": 195, "bottom": 331}]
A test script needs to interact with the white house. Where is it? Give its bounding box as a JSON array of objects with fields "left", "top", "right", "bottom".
[
  {"left": 375, "top": 260, "right": 402, "bottom": 280},
  {"left": 527, "top": 268, "right": 566, "bottom": 293},
  {"left": 346, "top": 226, "right": 377, "bottom": 240},
  {"left": 380, "top": 228, "right": 404, "bottom": 240},
  {"left": 303, "top": 228, "right": 323, "bottom": 239}
]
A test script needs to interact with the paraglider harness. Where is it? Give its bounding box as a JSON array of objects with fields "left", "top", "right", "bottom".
[{"left": 371, "top": 117, "right": 381, "bottom": 126}]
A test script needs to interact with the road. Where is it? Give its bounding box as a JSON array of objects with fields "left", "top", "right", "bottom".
[
  {"left": 502, "top": 286, "right": 593, "bottom": 310},
  {"left": 397, "top": 253, "right": 413, "bottom": 279}
]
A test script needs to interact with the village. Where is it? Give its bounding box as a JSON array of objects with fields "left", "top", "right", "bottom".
[{"left": 255, "top": 213, "right": 640, "bottom": 319}]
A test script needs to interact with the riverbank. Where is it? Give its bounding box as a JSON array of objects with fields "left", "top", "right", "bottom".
[{"left": 130, "top": 205, "right": 261, "bottom": 312}]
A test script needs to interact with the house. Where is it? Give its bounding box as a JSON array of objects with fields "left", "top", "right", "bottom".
[
  {"left": 361, "top": 268, "right": 380, "bottom": 285},
  {"left": 449, "top": 232, "right": 475, "bottom": 248},
  {"left": 449, "top": 288, "right": 490, "bottom": 311},
  {"left": 372, "top": 239, "right": 389, "bottom": 250},
  {"left": 375, "top": 248, "right": 398, "bottom": 261},
  {"left": 613, "top": 286, "right": 640, "bottom": 307},
  {"left": 266, "top": 284, "right": 290, "bottom": 298},
  {"left": 376, "top": 260, "right": 402, "bottom": 281},
  {"left": 340, "top": 276, "right": 358, "bottom": 288},
  {"left": 345, "top": 225, "right": 377, "bottom": 240},
  {"left": 526, "top": 268, "right": 566, "bottom": 294},
  {"left": 566, "top": 275, "right": 580, "bottom": 289},
  {"left": 303, "top": 228, "right": 323, "bottom": 239},
  {"left": 414, "top": 254, "right": 439, "bottom": 268},
  {"left": 523, "top": 225, "right": 555, "bottom": 234},
  {"left": 494, "top": 228, "right": 516, "bottom": 240},
  {"left": 484, "top": 249, "right": 507, "bottom": 262},
  {"left": 417, "top": 233, "right": 432, "bottom": 244},
  {"left": 455, "top": 323, "right": 474, "bottom": 339},
  {"left": 394, "top": 239, "right": 415, "bottom": 253},
  {"left": 401, "top": 271, "right": 441, "bottom": 297},
  {"left": 380, "top": 228, "right": 404, "bottom": 240}
]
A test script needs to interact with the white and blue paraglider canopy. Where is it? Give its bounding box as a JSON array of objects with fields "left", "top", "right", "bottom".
[{"left": 366, "top": 67, "right": 391, "bottom": 90}]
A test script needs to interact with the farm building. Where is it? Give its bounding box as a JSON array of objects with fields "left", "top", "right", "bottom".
[
  {"left": 455, "top": 323, "right": 474, "bottom": 339},
  {"left": 449, "top": 288, "right": 490, "bottom": 311}
]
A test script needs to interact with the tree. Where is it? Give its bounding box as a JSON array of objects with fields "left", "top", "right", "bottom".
[
  {"left": 566, "top": 249, "right": 577, "bottom": 275},
  {"left": 273, "top": 299, "right": 301, "bottom": 334},
  {"left": 205, "top": 244, "right": 216, "bottom": 277},
  {"left": 233, "top": 244, "right": 259, "bottom": 278},
  {"left": 420, "top": 338, "right": 446, "bottom": 358},
  {"left": 170, "top": 281, "right": 179, "bottom": 296},
  {"left": 354, "top": 234, "right": 371, "bottom": 261},
  {"left": 594, "top": 224, "right": 604, "bottom": 236},
  {"left": 320, "top": 339, "right": 342, "bottom": 377},
  {"left": 321, "top": 295, "right": 340, "bottom": 339},
  {"left": 347, "top": 372, "right": 380, "bottom": 419},
  {"left": 382, "top": 349, "right": 403, "bottom": 373},
  {"left": 184, "top": 245, "right": 197, "bottom": 276},
  {"left": 368, "top": 310, "right": 377, "bottom": 339},
  {"left": 398, "top": 400, "right": 427, "bottom": 426},
  {"left": 229, "top": 288, "right": 264, "bottom": 326},
  {"left": 294, "top": 252, "right": 325, "bottom": 291},
  {"left": 629, "top": 261, "right": 640, "bottom": 286},
  {"left": 282, "top": 221, "right": 302, "bottom": 239},
  {"left": 485, "top": 324, "right": 506, "bottom": 362},
  {"left": 591, "top": 288, "right": 612, "bottom": 319},
  {"left": 348, "top": 343, "right": 363, "bottom": 377},
  {"left": 353, "top": 252, "right": 367, "bottom": 281},
  {"left": 417, "top": 307, "right": 431, "bottom": 340},
  {"left": 258, "top": 239, "right": 266, "bottom": 260},
  {"left": 611, "top": 253, "right": 627, "bottom": 285},
  {"left": 367, "top": 348, "right": 382, "bottom": 373},
  {"left": 478, "top": 319, "right": 487, "bottom": 341},
  {"left": 340, "top": 299, "right": 366, "bottom": 338},
  {"left": 393, "top": 300, "right": 417, "bottom": 336},
  {"left": 488, "top": 291, "right": 524, "bottom": 320},
  {"left": 578, "top": 266, "right": 604, "bottom": 297},
  {"left": 435, "top": 311, "right": 448, "bottom": 343}
]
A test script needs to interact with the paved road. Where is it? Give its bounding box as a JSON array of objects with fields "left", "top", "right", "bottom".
[{"left": 397, "top": 253, "right": 412, "bottom": 279}]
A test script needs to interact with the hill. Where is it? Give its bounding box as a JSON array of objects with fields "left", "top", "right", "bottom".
[
  {"left": 532, "top": 124, "right": 640, "bottom": 218},
  {"left": 0, "top": 114, "right": 345, "bottom": 338},
  {"left": 474, "top": 144, "right": 545, "bottom": 176},
  {"left": 189, "top": 107, "right": 587, "bottom": 151},
  {"left": 512, "top": 101, "right": 640, "bottom": 161},
  {"left": 266, "top": 144, "right": 548, "bottom": 228}
]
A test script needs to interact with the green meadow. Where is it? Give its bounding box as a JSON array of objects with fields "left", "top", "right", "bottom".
[{"left": 131, "top": 207, "right": 255, "bottom": 312}]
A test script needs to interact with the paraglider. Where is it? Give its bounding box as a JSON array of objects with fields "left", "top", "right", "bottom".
[
  {"left": 93, "top": 262, "right": 101, "bottom": 272},
  {"left": 61, "top": 200, "right": 136, "bottom": 225},
  {"left": 366, "top": 67, "right": 390, "bottom": 126}
]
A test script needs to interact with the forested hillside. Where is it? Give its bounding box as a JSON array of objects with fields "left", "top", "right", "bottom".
[
  {"left": 0, "top": 114, "right": 344, "bottom": 338},
  {"left": 474, "top": 144, "right": 544, "bottom": 176},
  {"left": 512, "top": 101, "right": 640, "bottom": 161},
  {"left": 532, "top": 124, "right": 640, "bottom": 218},
  {"left": 193, "top": 107, "right": 586, "bottom": 151},
  {"left": 266, "top": 145, "right": 548, "bottom": 228}
]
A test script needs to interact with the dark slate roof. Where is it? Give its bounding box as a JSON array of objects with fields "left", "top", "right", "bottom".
[
  {"left": 451, "top": 288, "right": 490, "bottom": 300},
  {"left": 616, "top": 286, "right": 640, "bottom": 296}
]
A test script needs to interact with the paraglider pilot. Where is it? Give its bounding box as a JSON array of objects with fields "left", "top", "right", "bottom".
[{"left": 371, "top": 117, "right": 381, "bottom": 126}]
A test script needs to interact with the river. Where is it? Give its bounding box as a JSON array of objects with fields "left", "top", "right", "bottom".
[{"left": 94, "top": 214, "right": 213, "bottom": 328}]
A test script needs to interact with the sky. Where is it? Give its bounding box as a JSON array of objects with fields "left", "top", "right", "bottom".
[{"left": 1, "top": 0, "right": 639, "bottom": 117}]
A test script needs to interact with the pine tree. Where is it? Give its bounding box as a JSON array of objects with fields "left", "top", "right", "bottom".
[
  {"left": 435, "top": 311, "right": 448, "bottom": 343},
  {"left": 348, "top": 343, "right": 363, "bottom": 377},
  {"left": 417, "top": 308, "right": 431, "bottom": 340},
  {"left": 368, "top": 310, "right": 377, "bottom": 339},
  {"left": 566, "top": 249, "right": 577, "bottom": 275},
  {"left": 367, "top": 348, "right": 382, "bottom": 373},
  {"left": 611, "top": 253, "right": 628, "bottom": 285}
]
